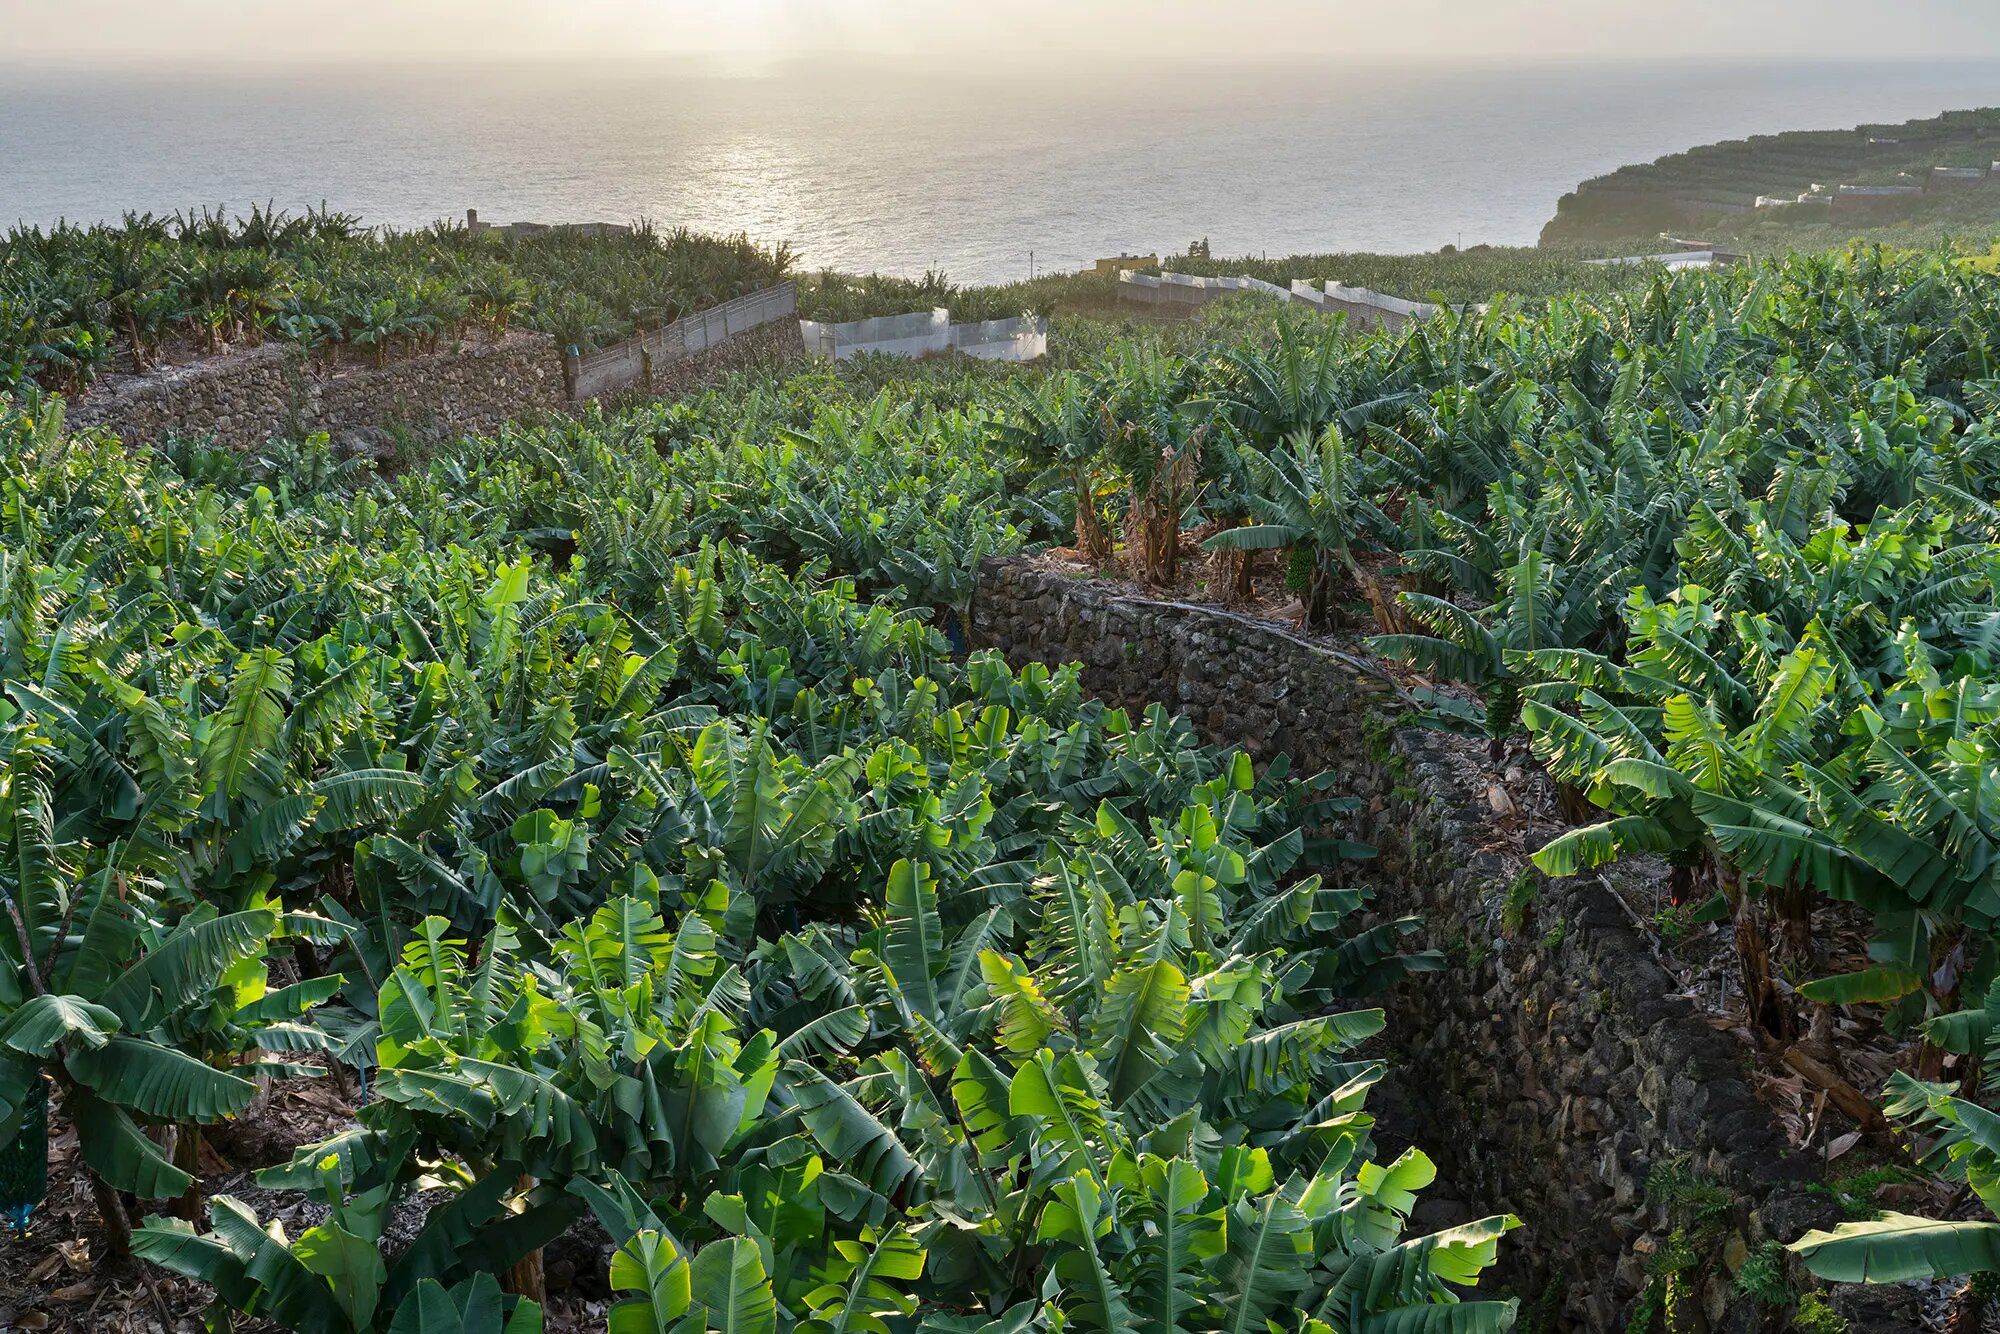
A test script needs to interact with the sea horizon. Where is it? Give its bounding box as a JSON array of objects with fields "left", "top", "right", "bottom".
[{"left": 8, "top": 52, "right": 2000, "bottom": 282}]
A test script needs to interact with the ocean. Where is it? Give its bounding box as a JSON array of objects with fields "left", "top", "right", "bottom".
[{"left": 5, "top": 55, "right": 2000, "bottom": 283}]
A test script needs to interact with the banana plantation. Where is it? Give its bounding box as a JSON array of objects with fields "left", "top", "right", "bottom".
[
  {"left": 0, "top": 369, "right": 1511, "bottom": 1331},
  {"left": 0, "top": 207, "right": 793, "bottom": 396},
  {"left": 1006, "top": 247, "right": 2000, "bottom": 1309},
  {"left": 6, "top": 238, "right": 2000, "bottom": 1330}
]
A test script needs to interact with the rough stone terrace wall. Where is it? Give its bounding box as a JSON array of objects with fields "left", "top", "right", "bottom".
[
  {"left": 969, "top": 556, "right": 1892, "bottom": 1333},
  {"left": 66, "top": 331, "right": 565, "bottom": 453},
  {"left": 969, "top": 561, "right": 1398, "bottom": 775}
]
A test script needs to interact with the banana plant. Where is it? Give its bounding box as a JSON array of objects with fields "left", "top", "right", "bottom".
[
  {"left": 1790, "top": 980, "right": 2000, "bottom": 1322},
  {"left": 134, "top": 919, "right": 601, "bottom": 1325},
  {"left": 1201, "top": 425, "right": 1390, "bottom": 632},
  {"left": 1372, "top": 544, "right": 1619, "bottom": 758},
  {"left": 137, "top": 1155, "right": 546, "bottom": 1334},
  {"left": 995, "top": 372, "right": 1114, "bottom": 561},
  {"left": 0, "top": 742, "right": 323, "bottom": 1239}
]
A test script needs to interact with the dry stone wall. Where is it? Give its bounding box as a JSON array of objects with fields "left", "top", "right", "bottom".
[
  {"left": 66, "top": 331, "right": 564, "bottom": 453},
  {"left": 970, "top": 556, "right": 1908, "bottom": 1333},
  {"left": 967, "top": 559, "right": 1398, "bottom": 775}
]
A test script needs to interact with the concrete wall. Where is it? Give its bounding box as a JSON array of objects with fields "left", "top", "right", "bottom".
[
  {"left": 968, "top": 556, "right": 1909, "bottom": 1333},
  {"left": 67, "top": 331, "right": 564, "bottom": 453}
]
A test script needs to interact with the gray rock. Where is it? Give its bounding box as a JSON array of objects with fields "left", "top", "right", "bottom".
[
  {"left": 335, "top": 425, "right": 397, "bottom": 460},
  {"left": 1829, "top": 1282, "right": 1926, "bottom": 1333}
]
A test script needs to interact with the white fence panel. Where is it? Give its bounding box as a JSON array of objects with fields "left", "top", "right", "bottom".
[
  {"left": 799, "top": 309, "right": 1050, "bottom": 363},
  {"left": 950, "top": 315, "right": 1050, "bottom": 362},
  {"left": 799, "top": 309, "right": 952, "bottom": 361},
  {"left": 1157, "top": 272, "right": 1212, "bottom": 305},
  {"left": 1318, "top": 282, "right": 1453, "bottom": 333},
  {"left": 1116, "top": 271, "right": 1167, "bottom": 304},
  {"left": 1237, "top": 276, "right": 1298, "bottom": 303},
  {"left": 1585, "top": 250, "right": 1717, "bottom": 269},
  {"left": 1112, "top": 268, "right": 1482, "bottom": 332},
  {"left": 1118, "top": 268, "right": 1318, "bottom": 310},
  {"left": 571, "top": 281, "right": 797, "bottom": 400},
  {"left": 1107, "top": 270, "right": 1481, "bottom": 333}
]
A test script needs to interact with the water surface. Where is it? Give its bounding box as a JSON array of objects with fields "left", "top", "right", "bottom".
[{"left": 5, "top": 55, "right": 1998, "bottom": 281}]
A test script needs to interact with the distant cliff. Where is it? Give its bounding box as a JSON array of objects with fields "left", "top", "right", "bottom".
[{"left": 1542, "top": 107, "right": 2000, "bottom": 246}]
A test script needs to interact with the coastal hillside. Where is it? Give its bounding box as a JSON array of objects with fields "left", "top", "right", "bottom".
[
  {"left": 8, "top": 204, "right": 2000, "bottom": 1330},
  {"left": 1542, "top": 105, "right": 2000, "bottom": 246},
  {"left": 4, "top": 211, "right": 1684, "bottom": 407},
  {"left": 23, "top": 9, "right": 2000, "bottom": 1333}
]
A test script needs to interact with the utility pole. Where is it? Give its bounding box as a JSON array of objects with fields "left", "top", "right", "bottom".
[{"left": 1029, "top": 250, "right": 1036, "bottom": 281}]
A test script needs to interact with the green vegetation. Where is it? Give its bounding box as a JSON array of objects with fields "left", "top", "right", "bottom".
[
  {"left": 0, "top": 207, "right": 792, "bottom": 395},
  {"left": 1791, "top": 1291, "right": 1849, "bottom": 1334},
  {"left": 1120, "top": 252, "right": 2000, "bottom": 1065},
  {"left": 1710, "top": 188, "right": 2000, "bottom": 255},
  {"left": 1500, "top": 872, "right": 1537, "bottom": 937},
  {"left": 20, "top": 193, "right": 2000, "bottom": 1321},
  {"left": 800, "top": 245, "right": 1648, "bottom": 331},
  {"left": 1084, "top": 244, "right": 2000, "bottom": 1312},
  {"left": 1808, "top": 1166, "right": 1919, "bottom": 1221},
  {"left": 1790, "top": 985, "right": 2000, "bottom": 1287},
  {"left": 1165, "top": 245, "right": 1650, "bottom": 306},
  {"left": 0, "top": 293, "right": 1520, "bottom": 1328},
  {"left": 1625, "top": 1160, "right": 1735, "bottom": 1334},
  {"left": 5, "top": 202, "right": 1609, "bottom": 412},
  {"left": 1734, "top": 1241, "right": 1793, "bottom": 1307},
  {"left": 843, "top": 244, "right": 2000, "bottom": 1309},
  {"left": 753, "top": 247, "right": 2000, "bottom": 1098}
]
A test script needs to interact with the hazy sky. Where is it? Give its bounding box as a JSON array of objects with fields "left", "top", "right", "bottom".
[{"left": 11, "top": 0, "right": 2000, "bottom": 62}]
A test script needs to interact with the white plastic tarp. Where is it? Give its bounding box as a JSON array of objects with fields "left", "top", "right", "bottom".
[
  {"left": 1117, "top": 271, "right": 1166, "bottom": 303},
  {"left": 1585, "top": 251, "right": 1716, "bottom": 269},
  {"left": 1118, "top": 269, "right": 1314, "bottom": 308},
  {"left": 799, "top": 309, "right": 1048, "bottom": 363},
  {"left": 1312, "top": 284, "right": 1424, "bottom": 322},
  {"left": 949, "top": 314, "right": 1049, "bottom": 363},
  {"left": 1158, "top": 272, "right": 1215, "bottom": 304},
  {"left": 1235, "top": 276, "right": 1298, "bottom": 303},
  {"left": 1324, "top": 283, "right": 1435, "bottom": 319},
  {"left": 1116, "top": 274, "right": 1475, "bottom": 328},
  {"left": 1115, "top": 268, "right": 1496, "bottom": 323},
  {"left": 799, "top": 308, "right": 950, "bottom": 361}
]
